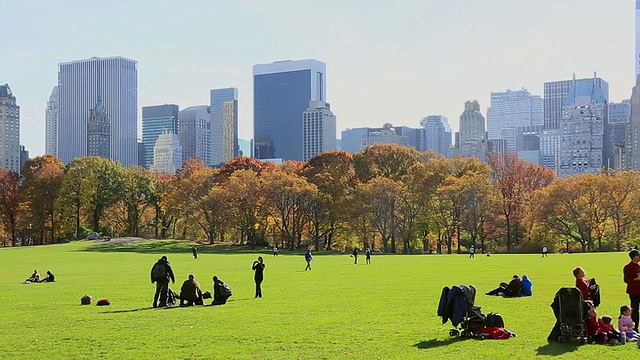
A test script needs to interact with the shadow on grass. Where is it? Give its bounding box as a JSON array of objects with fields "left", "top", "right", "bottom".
[
  {"left": 536, "top": 342, "right": 580, "bottom": 356},
  {"left": 413, "top": 336, "right": 472, "bottom": 349}
]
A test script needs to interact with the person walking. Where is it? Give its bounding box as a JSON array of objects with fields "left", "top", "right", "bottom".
[
  {"left": 192, "top": 246, "right": 198, "bottom": 259},
  {"left": 366, "top": 248, "right": 372, "bottom": 264},
  {"left": 542, "top": 246, "right": 548, "bottom": 257},
  {"left": 352, "top": 247, "right": 359, "bottom": 264},
  {"left": 305, "top": 249, "right": 313, "bottom": 271},
  {"left": 624, "top": 249, "right": 640, "bottom": 331},
  {"left": 469, "top": 245, "right": 475, "bottom": 258},
  {"left": 252, "top": 256, "right": 266, "bottom": 298},
  {"left": 151, "top": 255, "right": 175, "bottom": 308},
  {"left": 273, "top": 246, "right": 279, "bottom": 257}
]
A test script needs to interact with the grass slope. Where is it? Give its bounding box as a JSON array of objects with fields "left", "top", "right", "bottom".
[{"left": 0, "top": 241, "right": 637, "bottom": 359}]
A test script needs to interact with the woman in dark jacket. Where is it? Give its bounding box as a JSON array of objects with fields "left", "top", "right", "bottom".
[{"left": 252, "top": 256, "right": 265, "bottom": 298}]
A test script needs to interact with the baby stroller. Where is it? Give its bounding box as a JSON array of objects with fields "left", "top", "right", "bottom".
[
  {"left": 548, "top": 287, "right": 589, "bottom": 344},
  {"left": 437, "top": 285, "right": 485, "bottom": 337}
]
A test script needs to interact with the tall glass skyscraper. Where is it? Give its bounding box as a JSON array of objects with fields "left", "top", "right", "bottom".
[
  {"left": 210, "top": 88, "right": 238, "bottom": 166},
  {"left": 57, "top": 56, "right": 137, "bottom": 166},
  {"left": 141, "top": 104, "right": 179, "bottom": 169},
  {"left": 253, "top": 59, "right": 326, "bottom": 161},
  {"left": 421, "top": 115, "right": 452, "bottom": 156}
]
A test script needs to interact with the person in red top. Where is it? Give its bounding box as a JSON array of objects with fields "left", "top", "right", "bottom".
[
  {"left": 573, "top": 267, "right": 596, "bottom": 301},
  {"left": 623, "top": 249, "right": 640, "bottom": 331}
]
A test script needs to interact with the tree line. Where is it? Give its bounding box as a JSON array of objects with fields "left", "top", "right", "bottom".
[{"left": 0, "top": 144, "right": 638, "bottom": 253}]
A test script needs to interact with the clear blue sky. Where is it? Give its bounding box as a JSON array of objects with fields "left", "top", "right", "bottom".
[{"left": 1, "top": 0, "right": 635, "bottom": 156}]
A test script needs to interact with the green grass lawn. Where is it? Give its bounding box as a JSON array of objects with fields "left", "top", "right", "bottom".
[{"left": 1, "top": 241, "right": 638, "bottom": 359}]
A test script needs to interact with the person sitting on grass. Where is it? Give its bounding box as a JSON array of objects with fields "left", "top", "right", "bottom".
[
  {"left": 39, "top": 271, "right": 55, "bottom": 283},
  {"left": 485, "top": 275, "right": 522, "bottom": 297},
  {"left": 24, "top": 270, "right": 40, "bottom": 283},
  {"left": 618, "top": 305, "right": 640, "bottom": 341},
  {"left": 521, "top": 274, "right": 533, "bottom": 296},
  {"left": 573, "top": 266, "right": 599, "bottom": 306},
  {"left": 180, "top": 274, "right": 203, "bottom": 306}
]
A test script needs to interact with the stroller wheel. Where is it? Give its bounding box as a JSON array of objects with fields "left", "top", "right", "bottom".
[
  {"left": 557, "top": 337, "right": 565, "bottom": 343},
  {"left": 580, "top": 337, "right": 588, "bottom": 345},
  {"left": 449, "top": 329, "right": 460, "bottom": 336}
]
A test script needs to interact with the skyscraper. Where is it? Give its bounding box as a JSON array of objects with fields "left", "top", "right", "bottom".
[
  {"left": 142, "top": 104, "right": 179, "bottom": 169},
  {"left": 421, "top": 115, "right": 452, "bottom": 156},
  {"left": 628, "top": 77, "right": 640, "bottom": 170},
  {"left": 302, "top": 100, "right": 336, "bottom": 161},
  {"left": 456, "top": 100, "right": 488, "bottom": 161},
  {"left": 179, "top": 106, "right": 210, "bottom": 164},
  {"left": 542, "top": 76, "right": 609, "bottom": 169},
  {"left": 636, "top": 0, "right": 640, "bottom": 77},
  {"left": 0, "top": 84, "right": 20, "bottom": 173},
  {"left": 87, "top": 97, "right": 110, "bottom": 159},
  {"left": 254, "top": 59, "right": 326, "bottom": 160},
  {"left": 486, "top": 89, "right": 543, "bottom": 153},
  {"left": 45, "top": 86, "right": 58, "bottom": 156},
  {"left": 151, "top": 131, "right": 182, "bottom": 174},
  {"left": 210, "top": 88, "right": 238, "bottom": 166},
  {"left": 608, "top": 101, "right": 630, "bottom": 170},
  {"left": 340, "top": 128, "right": 369, "bottom": 154},
  {"left": 557, "top": 78, "right": 608, "bottom": 177},
  {"left": 57, "top": 56, "right": 138, "bottom": 166}
]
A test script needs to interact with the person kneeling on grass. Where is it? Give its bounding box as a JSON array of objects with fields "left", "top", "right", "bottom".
[
  {"left": 212, "top": 276, "right": 232, "bottom": 305},
  {"left": 180, "top": 274, "right": 203, "bottom": 306}
]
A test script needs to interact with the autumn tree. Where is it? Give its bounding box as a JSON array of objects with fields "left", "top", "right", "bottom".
[
  {"left": 0, "top": 169, "right": 21, "bottom": 246},
  {"left": 354, "top": 144, "right": 419, "bottom": 182},
  {"left": 225, "top": 170, "right": 270, "bottom": 247},
  {"left": 602, "top": 171, "right": 640, "bottom": 250},
  {"left": 357, "top": 177, "right": 402, "bottom": 252},
  {"left": 120, "top": 166, "right": 158, "bottom": 237}
]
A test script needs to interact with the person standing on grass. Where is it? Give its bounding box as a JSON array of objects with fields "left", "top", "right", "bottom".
[
  {"left": 469, "top": 245, "right": 475, "bottom": 258},
  {"left": 273, "top": 245, "right": 279, "bottom": 257},
  {"left": 542, "top": 246, "right": 548, "bottom": 257},
  {"left": 352, "top": 247, "right": 359, "bottom": 264},
  {"left": 252, "top": 256, "right": 265, "bottom": 298},
  {"left": 624, "top": 249, "right": 640, "bottom": 331},
  {"left": 151, "top": 255, "right": 175, "bottom": 308},
  {"left": 192, "top": 246, "right": 198, "bottom": 259},
  {"left": 305, "top": 249, "right": 313, "bottom": 271},
  {"left": 366, "top": 248, "right": 372, "bottom": 264}
]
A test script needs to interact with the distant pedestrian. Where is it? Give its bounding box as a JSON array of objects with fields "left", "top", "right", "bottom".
[
  {"left": 252, "top": 256, "right": 265, "bottom": 298},
  {"left": 192, "top": 246, "right": 198, "bottom": 259},
  {"left": 305, "top": 249, "right": 313, "bottom": 271},
  {"left": 366, "top": 248, "right": 372, "bottom": 264},
  {"left": 273, "top": 246, "right": 279, "bottom": 257},
  {"left": 352, "top": 247, "right": 359, "bottom": 264},
  {"left": 151, "top": 255, "right": 175, "bottom": 308},
  {"left": 542, "top": 246, "right": 548, "bottom": 257},
  {"left": 469, "top": 245, "right": 475, "bottom": 258}
]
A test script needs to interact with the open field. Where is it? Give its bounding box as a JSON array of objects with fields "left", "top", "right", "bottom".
[{"left": 0, "top": 241, "right": 638, "bottom": 359}]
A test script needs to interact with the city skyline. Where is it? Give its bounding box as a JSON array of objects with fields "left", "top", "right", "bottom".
[{"left": 1, "top": 1, "right": 636, "bottom": 156}]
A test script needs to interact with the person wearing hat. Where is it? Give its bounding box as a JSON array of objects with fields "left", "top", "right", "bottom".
[
  {"left": 151, "top": 255, "right": 175, "bottom": 308},
  {"left": 624, "top": 249, "right": 640, "bottom": 331}
]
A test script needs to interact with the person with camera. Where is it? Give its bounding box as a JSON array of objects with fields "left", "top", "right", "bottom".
[{"left": 252, "top": 256, "right": 266, "bottom": 298}]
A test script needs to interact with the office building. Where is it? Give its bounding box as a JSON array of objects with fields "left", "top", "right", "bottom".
[
  {"left": 142, "top": 104, "right": 179, "bottom": 169},
  {"left": 0, "top": 84, "right": 20, "bottom": 173},
  {"left": 57, "top": 56, "right": 137, "bottom": 166},
  {"left": 636, "top": 0, "right": 640, "bottom": 77},
  {"left": 421, "top": 115, "right": 452, "bottom": 156},
  {"left": 87, "top": 97, "right": 110, "bottom": 159},
  {"left": 628, "top": 76, "right": 640, "bottom": 170},
  {"left": 608, "top": 101, "right": 630, "bottom": 170},
  {"left": 302, "top": 100, "right": 336, "bottom": 161},
  {"left": 557, "top": 78, "right": 608, "bottom": 177},
  {"left": 456, "top": 100, "right": 488, "bottom": 161},
  {"left": 151, "top": 131, "right": 182, "bottom": 174},
  {"left": 340, "top": 128, "right": 369, "bottom": 154},
  {"left": 179, "top": 106, "right": 210, "bottom": 164},
  {"left": 45, "top": 86, "right": 58, "bottom": 156},
  {"left": 254, "top": 59, "right": 326, "bottom": 160},
  {"left": 210, "top": 88, "right": 238, "bottom": 166},
  {"left": 486, "top": 89, "right": 543, "bottom": 152},
  {"left": 362, "top": 123, "right": 409, "bottom": 148}
]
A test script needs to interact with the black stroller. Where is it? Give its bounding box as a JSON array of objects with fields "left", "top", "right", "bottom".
[
  {"left": 548, "top": 287, "right": 589, "bottom": 344},
  {"left": 437, "top": 285, "right": 485, "bottom": 337}
]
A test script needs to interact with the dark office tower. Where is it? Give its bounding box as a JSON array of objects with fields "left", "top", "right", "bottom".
[
  {"left": 210, "top": 88, "right": 238, "bottom": 166},
  {"left": 87, "top": 97, "right": 111, "bottom": 159},
  {"left": 628, "top": 76, "right": 640, "bottom": 170},
  {"left": 253, "top": 59, "right": 326, "bottom": 160},
  {"left": 0, "top": 84, "right": 20, "bottom": 173},
  {"left": 142, "top": 104, "right": 179, "bottom": 169}
]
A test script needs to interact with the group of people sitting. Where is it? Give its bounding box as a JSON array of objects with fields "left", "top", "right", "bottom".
[
  {"left": 485, "top": 274, "right": 533, "bottom": 297},
  {"left": 23, "top": 270, "right": 55, "bottom": 284}
]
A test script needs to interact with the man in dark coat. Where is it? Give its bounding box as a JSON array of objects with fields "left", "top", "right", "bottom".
[
  {"left": 180, "top": 274, "right": 203, "bottom": 306},
  {"left": 212, "top": 276, "right": 232, "bottom": 305},
  {"left": 151, "top": 255, "right": 175, "bottom": 308}
]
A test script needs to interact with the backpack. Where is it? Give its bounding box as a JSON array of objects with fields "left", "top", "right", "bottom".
[
  {"left": 151, "top": 262, "right": 167, "bottom": 281},
  {"left": 485, "top": 312, "right": 505, "bottom": 328},
  {"left": 96, "top": 298, "right": 110, "bottom": 306},
  {"left": 219, "top": 282, "right": 232, "bottom": 296}
]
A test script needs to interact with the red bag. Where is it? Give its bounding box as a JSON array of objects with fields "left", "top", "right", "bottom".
[{"left": 475, "top": 327, "right": 513, "bottom": 340}]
